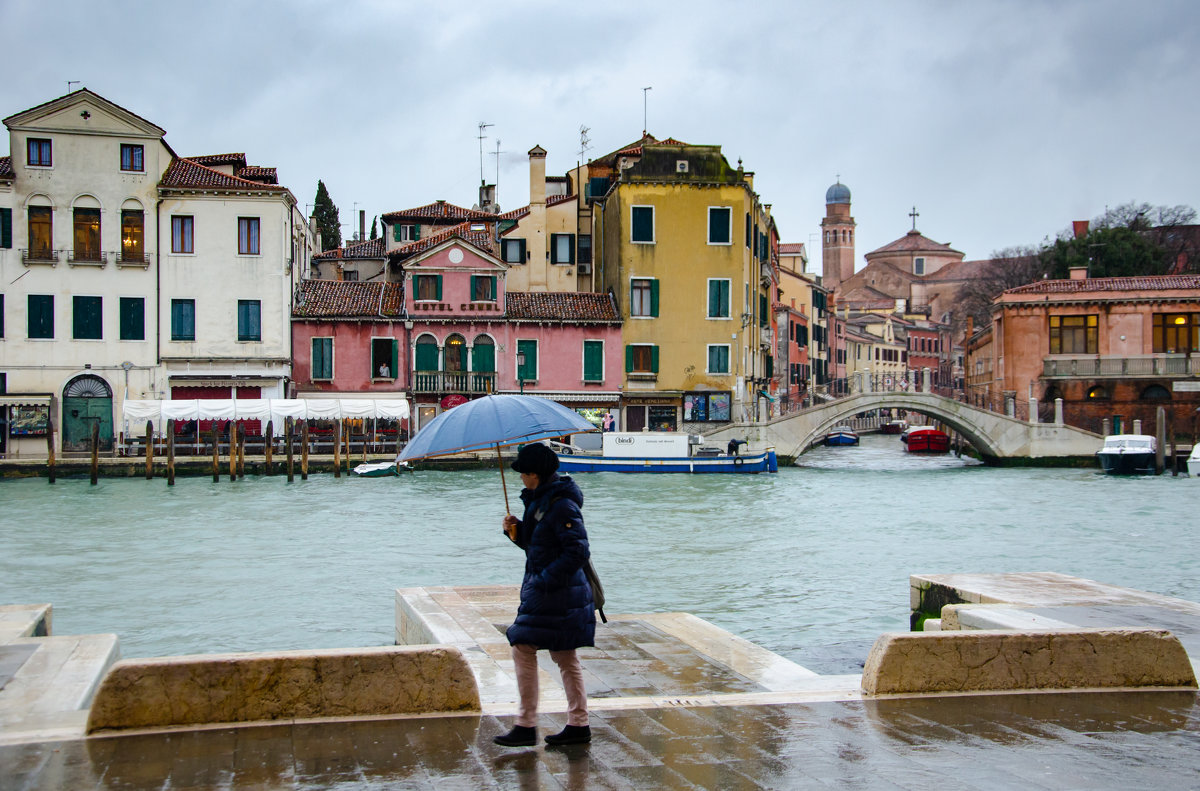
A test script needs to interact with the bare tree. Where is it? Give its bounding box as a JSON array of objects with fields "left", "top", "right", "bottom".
[{"left": 951, "top": 245, "right": 1045, "bottom": 334}]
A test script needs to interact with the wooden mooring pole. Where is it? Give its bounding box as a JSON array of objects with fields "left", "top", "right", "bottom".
[
  {"left": 301, "top": 421, "right": 309, "bottom": 480},
  {"left": 285, "top": 417, "right": 294, "bottom": 483},
  {"left": 237, "top": 423, "right": 246, "bottom": 479},
  {"left": 228, "top": 422, "right": 237, "bottom": 482},
  {"left": 167, "top": 419, "right": 176, "bottom": 486},
  {"left": 211, "top": 422, "right": 220, "bottom": 482},
  {"left": 264, "top": 420, "right": 274, "bottom": 476},
  {"left": 333, "top": 420, "right": 342, "bottom": 478},
  {"left": 46, "top": 421, "right": 56, "bottom": 484},
  {"left": 90, "top": 422, "right": 99, "bottom": 485},
  {"left": 145, "top": 420, "right": 155, "bottom": 480}
]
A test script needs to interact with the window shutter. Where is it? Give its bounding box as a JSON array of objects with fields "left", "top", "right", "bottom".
[
  {"left": 0, "top": 208, "right": 11, "bottom": 248},
  {"left": 518, "top": 239, "right": 526, "bottom": 261},
  {"left": 435, "top": 275, "right": 442, "bottom": 301},
  {"left": 390, "top": 340, "right": 398, "bottom": 378},
  {"left": 393, "top": 224, "right": 402, "bottom": 242},
  {"left": 412, "top": 224, "right": 420, "bottom": 241},
  {"left": 584, "top": 340, "right": 602, "bottom": 381},
  {"left": 649, "top": 280, "right": 659, "bottom": 317},
  {"left": 472, "top": 341, "right": 495, "bottom": 372},
  {"left": 625, "top": 345, "right": 633, "bottom": 373},
  {"left": 312, "top": 338, "right": 324, "bottom": 378},
  {"left": 745, "top": 213, "right": 751, "bottom": 248},
  {"left": 470, "top": 275, "right": 477, "bottom": 298},
  {"left": 415, "top": 341, "right": 438, "bottom": 370},
  {"left": 650, "top": 345, "right": 659, "bottom": 373}
]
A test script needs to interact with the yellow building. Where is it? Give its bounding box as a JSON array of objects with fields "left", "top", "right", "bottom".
[{"left": 591, "top": 136, "right": 777, "bottom": 430}]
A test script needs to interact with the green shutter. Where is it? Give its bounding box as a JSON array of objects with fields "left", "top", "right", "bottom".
[
  {"left": 120, "top": 297, "right": 144, "bottom": 341},
  {"left": 73, "top": 296, "right": 102, "bottom": 340},
  {"left": 649, "top": 280, "right": 659, "bottom": 317},
  {"left": 0, "top": 208, "right": 11, "bottom": 248},
  {"left": 472, "top": 341, "right": 495, "bottom": 372},
  {"left": 625, "top": 345, "right": 634, "bottom": 373},
  {"left": 28, "top": 294, "right": 53, "bottom": 339},
  {"left": 760, "top": 294, "right": 768, "bottom": 326},
  {"left": 650, "top": 345, "right": 659, "bottom": 373},
  {"left": 435, "top": 275, "right": 442, "bottom": 301},
  {"left": 412, "top": 224, "right": 420, "bottom": 241},
  {"left": 766, "top": 355, "right": 773, "bottom": 378},
  {"left": 517, "top": 339, "right": 537, "bottom": 380},
  {"left": 470, "top": 275, "right": 477, "bottom": 299},
  {"left": 393, "top": 224, "right": 401, "bottom": 242},
  {"left": 584, "top": 340, "right": 602, "bottom": 381},
  {"left": 632, "top": 206, "right": 653, "bottom": 242},
  {"left": 415, "top": 340, "right": 438, "bottom": 370},
  {"left": 390, "top": 339, "right": 398, "bottom": 378}
]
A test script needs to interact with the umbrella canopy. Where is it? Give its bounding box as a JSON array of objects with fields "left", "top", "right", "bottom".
[{"left": 398, "top": 394, "right": 597, "bottom": 462}]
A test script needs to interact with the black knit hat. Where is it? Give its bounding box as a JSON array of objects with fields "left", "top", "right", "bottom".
[{"left": 511, "top": 442, "right": 559, "bottom": 478}]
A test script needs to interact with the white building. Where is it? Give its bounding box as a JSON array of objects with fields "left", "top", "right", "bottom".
[{"left": 0, "top": 90, "right": 311, "bottom": 456}]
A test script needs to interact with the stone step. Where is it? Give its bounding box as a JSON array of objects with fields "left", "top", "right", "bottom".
[
  {"left": 0, "top": 634, "right": 120, "bottom": 743},
  {"left": 0, "top": 604, "right": 51, "bottom": 644}
]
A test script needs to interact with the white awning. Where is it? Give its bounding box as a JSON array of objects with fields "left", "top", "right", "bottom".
[
  {"left": 0, "top": 394, "right": 53, "bottom": 408},
  {"left": 120, "top": 397, "right": 410, "bottom": 434}
]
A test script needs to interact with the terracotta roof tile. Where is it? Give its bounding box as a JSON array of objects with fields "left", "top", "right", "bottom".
[
  {"left": 160, "top": 158, "right": 288, "bottom": 192},
  {"left": 189, "top": 153, "right": 247, "bottom": 168},
  {"left": 505, "top": 292, "right": 620, "bottom": 322},
  {"left": 388, "top": 222, "right": 496, "bottom": 261},
  {"left": 1005, "top": 275, "right": 1200, "bottom": 295},
  {"left": 381, "top": 201, "right": 494, "bottom": 222},
  {"left": 0, "top": 155, "right": 12, "bottom": 179},
  {"left": 293, "top": 279, "right": 403, "bottom": 318},
  {"left": 866, "top": 230, "right": 962, "bottom": 258},
  {"left": 313, "top": 236, "right": 387, "bottom": 261},
  {"left": 238, "top": 166, "right": 277, "bottom": 184},
  {"left": 779, "top": 242, "right": 807, "bottom": 255}
]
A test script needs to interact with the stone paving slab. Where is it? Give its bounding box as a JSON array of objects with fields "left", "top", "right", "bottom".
[{"left": 2, "top": 690, "right": 1196, "bottom": 789}]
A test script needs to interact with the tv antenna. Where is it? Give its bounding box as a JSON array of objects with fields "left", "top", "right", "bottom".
[
  {"left": 642, "top": 87, "right": 652, "bottom": 135},
  {"left": 578, "top": 125, "right": 592, "bottom": 161},
  {"left": 477, "top": 122, "right": 493, "bottom": 185},
  {"left": 490, "top": 139, "right": 505, "bottom": 200},
  {"left": 67, "top": 80, "right": 80, "bottom": 93}
]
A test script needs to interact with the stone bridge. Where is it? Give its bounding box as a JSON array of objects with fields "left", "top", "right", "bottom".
[{"left": 705, "top": 391, "right": 1102, "bottom": 463}]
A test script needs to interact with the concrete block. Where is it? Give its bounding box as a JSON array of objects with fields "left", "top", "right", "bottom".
[
  {"left": 861, "top": 628, "right": 1197, "bottom": 696},
  {"left": 0, "top": 604, "right": 52, "bottom": 643},
  {"left": 86, "top": 645, "right": 479, "bottom": 733}
]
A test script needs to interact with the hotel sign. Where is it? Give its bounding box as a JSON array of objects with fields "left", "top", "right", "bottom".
[{"left": 1172, "top": 381, "right": 1200, "bottom": 392}]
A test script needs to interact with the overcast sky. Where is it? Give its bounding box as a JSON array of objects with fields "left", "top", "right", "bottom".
[{"left": 5, "top": 1, "right": 1198, "bottom": 270}]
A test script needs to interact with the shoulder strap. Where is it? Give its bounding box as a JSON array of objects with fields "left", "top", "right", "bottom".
[{"left": 533, "top": 494, "right": 565, "bottom": 523}]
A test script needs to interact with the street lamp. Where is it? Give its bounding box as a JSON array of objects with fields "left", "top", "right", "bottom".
[{"left": 516, "top": 350, "right": 526, "bottom": 394}]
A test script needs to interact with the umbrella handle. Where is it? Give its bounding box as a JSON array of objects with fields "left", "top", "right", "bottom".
[{"left": 497, "top": 443, "right": 510, "bottom": 516}]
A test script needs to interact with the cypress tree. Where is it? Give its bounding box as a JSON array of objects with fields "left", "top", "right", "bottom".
[
  {"left": 370, "top": 216, "right": 378, "bottom": 240},
  {"left": 312, "top": 180, "right": 342, "bottom": 251}
]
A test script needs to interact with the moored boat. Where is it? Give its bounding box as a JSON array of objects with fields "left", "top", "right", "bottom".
[
  {"left": 824, "top": 425, "right": 860, "bottom": 446},
  {"left": 903, "top": 426, "right": 950, "bottom": 454},
  {"left": 1096, "top": 434, "right": 1158, "bottom": 476},
  {"left": 1188, "top": 444, "right": 1200, "bottom": 478},
  {"left": 555, "top": 432, "right": 777, "bottom": 474},
  {"left": 880, "top": 419, "right": 908, "bottom": 435},
  {"left": 353, "top": 460, "right": 411, "bottom": 477}
]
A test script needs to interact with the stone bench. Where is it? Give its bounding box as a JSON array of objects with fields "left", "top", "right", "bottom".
[
  {"left": 86, "top": 645, "right": 479, "bottom": 733},
  {"left": 861, "top": 628, "right": 1197, "bottom": 696}
]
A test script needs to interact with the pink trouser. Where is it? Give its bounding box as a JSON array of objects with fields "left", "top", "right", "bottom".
[{"left": 511, "top": 643, "right": 588, "bottom": 728}]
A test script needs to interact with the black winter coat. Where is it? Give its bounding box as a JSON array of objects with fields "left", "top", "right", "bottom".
[{"left": 505, "top": 474, "right": 596, "bottom": 651}]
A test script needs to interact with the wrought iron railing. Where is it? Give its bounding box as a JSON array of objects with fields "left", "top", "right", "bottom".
[
  {"left": 412, "top": 370, "right": 497, "bottom": 394},
  {"left": 21, "top": 248, "right": 58, "bottom": 265},
  {"left": 68, "top": 249, "right": 109, "bottom": 266}
]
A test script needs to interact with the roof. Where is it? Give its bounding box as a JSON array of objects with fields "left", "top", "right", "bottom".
[
  {"left": 381, "top": 201, "right": 494, "bottom": 223},
  {"left": 2, "top": 88, "right": 166, "bottom": 137},
  {"left": 865, "top": 229, "right": 963, "bottom": 258},
  {"left": 505, "top": 292, "right": 620, "bottom": 322},
  {"left": 238, "top": 166, "right": 278, "bottom": 185},
  {"left": 160, "top": 157, "right": 289, "bottom": 193},
  {"left": 593, "top": 133, "right": 690, "bottom": 164},
  {"left": 0, "top": 156, "right": 11, "bottom": 180},
  {"left": 293, "top": 280, "right": 403, "bottom": 318},
  {"left": 779, "top": 242, "right": 807, "bottom": 256},
  {"left": 1004, "top": 275, "right": 1200, "bottom": 296},
  {"left": 313, "top": 236, "right": 386, "bottom": 261},
  {"left": 387, "top": 222, "right": 497, "bottom": 262},
  {"left": 190, "top": 153, "right": 247, "bottom": 168}
]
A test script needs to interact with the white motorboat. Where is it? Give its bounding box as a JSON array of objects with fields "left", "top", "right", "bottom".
[
  {"left": 1188, "top": 444, "right": 1200, "bottom": 478},
  {"left": 1095, "top": 434, "right": 1157, "bottom": 476}
]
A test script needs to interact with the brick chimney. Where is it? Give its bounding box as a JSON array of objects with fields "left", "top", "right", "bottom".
[{"left": 1069, "top": 266, "right": 1089, "bottom": 280}]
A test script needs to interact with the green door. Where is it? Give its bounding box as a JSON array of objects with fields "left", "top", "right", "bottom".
[{"left": 62, "top": 375, "right": 114, "bottom": 451}]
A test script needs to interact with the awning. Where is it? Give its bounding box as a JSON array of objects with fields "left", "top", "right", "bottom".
[
  {"left": 0, "top": 394, "right": 53, "bottom": 408},
  {"left": 502, "top": 391, "right": 621, "bottom": 403},
  {"left": 120, "top": 397, "right": 411, "bottom": 433},
  {"left": 757, "top": 390, "right": 778, "bottom": 403}
]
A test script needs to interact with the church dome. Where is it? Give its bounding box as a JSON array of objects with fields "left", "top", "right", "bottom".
[{"left": 825, "top": 181, "right": 851, "bottom": 204}]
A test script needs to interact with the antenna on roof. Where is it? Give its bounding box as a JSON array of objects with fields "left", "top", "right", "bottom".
[
  {"left": 642, "top": 87, "right": 652, "bottom": 136},
  {"left": 67, "top": 81, "right": 80, "bottom": 93},
  {"left": 491, "top": 139, "right": 504, "bottom": 187},
  {"left": 477, "top": 121, "right": 493, "bottom": 186},
  {"left": 579, "top": 125, "right": 591, "bottom": 162}
]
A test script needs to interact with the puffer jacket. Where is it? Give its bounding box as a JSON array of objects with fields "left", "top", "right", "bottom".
[{"left": 505, "top": 473, "right": 596, "bottom": 651}]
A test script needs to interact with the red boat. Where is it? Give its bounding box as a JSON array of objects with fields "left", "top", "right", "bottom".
[{"left": 902, "top": 426, "right": 950, "bottom": 453}]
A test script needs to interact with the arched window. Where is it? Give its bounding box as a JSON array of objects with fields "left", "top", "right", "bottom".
[
  {"left": 471, "top": 335, "right": 495, "bottom": 372},
  {"left": 445, "top": 334, "right": 466, "bottom": 372},
  {"left": 1141, "top": 384, "right": 1171, "bottom": 401},
  {"left": 1086, "top": 385, "right": 1108, "bottom": 400},
  {"left": 414, "top": 333, "right": 438, "bottom": 371}
]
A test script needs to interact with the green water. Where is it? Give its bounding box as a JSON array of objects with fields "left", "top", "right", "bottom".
[{"left": 2, "top": 435, "right": 1195, "bottom": 673}]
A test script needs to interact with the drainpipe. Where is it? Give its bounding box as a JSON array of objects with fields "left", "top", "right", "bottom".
[{"left": 155, "top": 198, "right": 163, "bottom": 370}]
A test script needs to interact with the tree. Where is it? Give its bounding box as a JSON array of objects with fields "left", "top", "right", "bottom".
[
  {"left": 369, "top": 216, "right": 378, "bottom": 240},
  {"left": 312, "top": 180, "right": 341, "bottom": 251},
  {"left": 952, "top": 246, "right": 1046, "bottom": 332},
  {"left": 1041, "top": 225, "right": 1170, "bottom": 279}
]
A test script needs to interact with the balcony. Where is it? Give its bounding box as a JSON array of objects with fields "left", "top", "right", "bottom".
[
  {"left": 1042, "top": 354, "right": 1200, "bottom": 379},
  {"left": 118, "top": 252, "right": 152, "bottom": 268},
  {"left": 412, "top": 370, "right": 496, "bottom": 394},
  {"left": 21, "top": 248, "right": 59, "bottom": 266},
  {"left": 68, "top": 249, "right": 109, "bottom": 267}
]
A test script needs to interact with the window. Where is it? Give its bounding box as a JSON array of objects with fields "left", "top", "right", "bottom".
[
  {"left": 1, "top": 208, "right": 11, "bottom": 248},
  {"left": 630, "top": 278, "right": 659, "bottom": 317},
  {"left": 0, "top": 294, "right": 4, "bottom": 338},
  {"left": 414, "top": 274, "right": 441, "bottom": 301},
  {"left": 312, "top": 337, "right": 333, "bottom": 380},
  {"left": 171, "top": 215, "right": 194, "bottom": 253},
  {"left": 342, "top": 270, "right": 359, "bottom": 281},
  {"left": 119, "top": 297, "right": 145, "bottom": 341},
  {"left": 708, "top": 207, "right": 732, "bottom": 244},
  {"left": 238, "top": 217, "right": 260, "bottom": 255},
  {"left": 171, "top": 299, "right": 195, "bottom": 341},
  {"left": 27, "top": 138, "right": 52, "bottom": 167},
  {"left": 683, "top": 392, "right": 731, "bottom": 422},
  {"left": 583, "top": 340, "right": 604, "bottom": 382},
  {"left": 73, "top": 208, "right": 101, "bottom": 261},
  {"left": 707, "top": 279, "right": 731, "bottom": 318},
  {"left": 121, "top": 210, "right": 144, "bottom": 262},
  {"left": 913, "top": 257, "right": 925, "bottom": 276},
  {"left": 27, "top": 295, "right": 54, "bottom": 339},
  {"left": 501, "top": 238, "right": 526, "bottom": 264},
  {"left": 445, "top": 334, "right": 466, "bottom": 372},
  {"left": 471, "top": 275, "right": 497, "bottom": 302},
  {"left": 1086, "top": 385, "right": 1108, "bottom": 400},
  {"left": 393, "top": 224, "right": 419, "bottom": 242},
  {"left": 237, "top": 300, "right": 261, "bottom": 341},
  {"left": 1153, "top": 313, "right": 1199, "bottom": 353},
  {"left": 631, "top": 205, "right": 654, "bottom": 243},
  {"left": 414, "top": 335, "right": 438, "bottom": 370},
  {"left": 707, "top": 344, "right": 730, "bottom": 374},
  {"left": 626, "top": 344, "right": 658, "bottom": 374},
  {"left": 551, "top": 233, "right": 575, "bottom": 264},
  {"left": 28, "top": 206, "right": 52, "bottom": 258},
  {"left": 517, "top": 339, "right": 538, "bottom": 382},
  {"left": 372, "top": 338, "right": 397, "bottom": 379},
  {"left": 1141, "top": 385, "right": 1171, "bottom": 401},
  {"left": 578, "top": 235, "right": 592, "bottom": 265},
  {"left": 120, "top": 144, "right": 144, "bottom": 172},
  {"left": 1049, "top": 315, "right": 1097, "bottom": 354},
  {"left": 73, "top": 296, "right": 103, "bottom": 340}
]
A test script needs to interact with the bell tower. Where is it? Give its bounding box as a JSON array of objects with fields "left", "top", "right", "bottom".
[{"left": 820, "top": 179, "right": 855, "bottom": 291}]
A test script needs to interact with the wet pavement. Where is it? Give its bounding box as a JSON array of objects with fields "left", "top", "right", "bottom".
[{"left": 3, "top": 690, "right": 1198, "bottom": 790}]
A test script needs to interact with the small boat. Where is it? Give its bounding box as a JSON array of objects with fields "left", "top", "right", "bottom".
[
  {"left": 352, "top": 460, "right": 410, "bottom": 477},
  {"left": 555, "top": 432, "right": 777, "bottom": 474},
  {"left": 880, "top": 419, "right": 908, "bottom": 435},
  {"left": 1096, "top": 435, "right": 1158, "bottom": 476},
  {"left": 824, "top": 425, "right": 860, "bottom": 446},
  {"left": 1188, "top": 444, "right": 1200, "bottom": 478},
  {"left": 903, "top": 426, "right": 950, "bottom": 454}
]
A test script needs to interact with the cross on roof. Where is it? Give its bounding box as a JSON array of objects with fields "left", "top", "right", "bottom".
[{"left": 909, "top": 206, "right": 919, "bottom": 231}]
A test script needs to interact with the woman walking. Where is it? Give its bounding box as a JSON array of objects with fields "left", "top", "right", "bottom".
[{"left": 494, "top": 442, "right": 595, "bottom": 747}]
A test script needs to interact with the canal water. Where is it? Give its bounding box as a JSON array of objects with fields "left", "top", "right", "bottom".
[{"left": 2, "top": 435, "right": 1196, "bottom": 674}]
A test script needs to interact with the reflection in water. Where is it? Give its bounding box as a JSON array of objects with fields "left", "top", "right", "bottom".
[{"left": 2, "top": 432, "right": 1197, "bottom": 675}]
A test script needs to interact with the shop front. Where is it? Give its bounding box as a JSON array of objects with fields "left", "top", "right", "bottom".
[{"left": 623, "top": 394, "right": 682, "bottom": 432}]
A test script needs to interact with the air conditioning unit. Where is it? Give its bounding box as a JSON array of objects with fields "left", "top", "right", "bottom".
[
  {"left": 578, "top": 261, "right": 592, "bottom": 274},
  {"left": 676, "top": 160, "right": 689, "bottom": 173}
]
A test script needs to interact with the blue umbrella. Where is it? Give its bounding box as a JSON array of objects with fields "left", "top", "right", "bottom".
[{"left": 398, "top": 394, "right": 598, "bottom": 514}]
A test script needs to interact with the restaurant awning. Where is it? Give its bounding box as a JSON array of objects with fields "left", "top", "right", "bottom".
[{"left": 0, "top": 394, "right": 53, "bottom": 408}]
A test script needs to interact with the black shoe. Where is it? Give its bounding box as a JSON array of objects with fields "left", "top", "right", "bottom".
[
  {"left": 493, "top": 725, "right": 537, "bottom": 747},
  {"left": 544, "top": 725, "right": 591, "bottom": 745}
]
